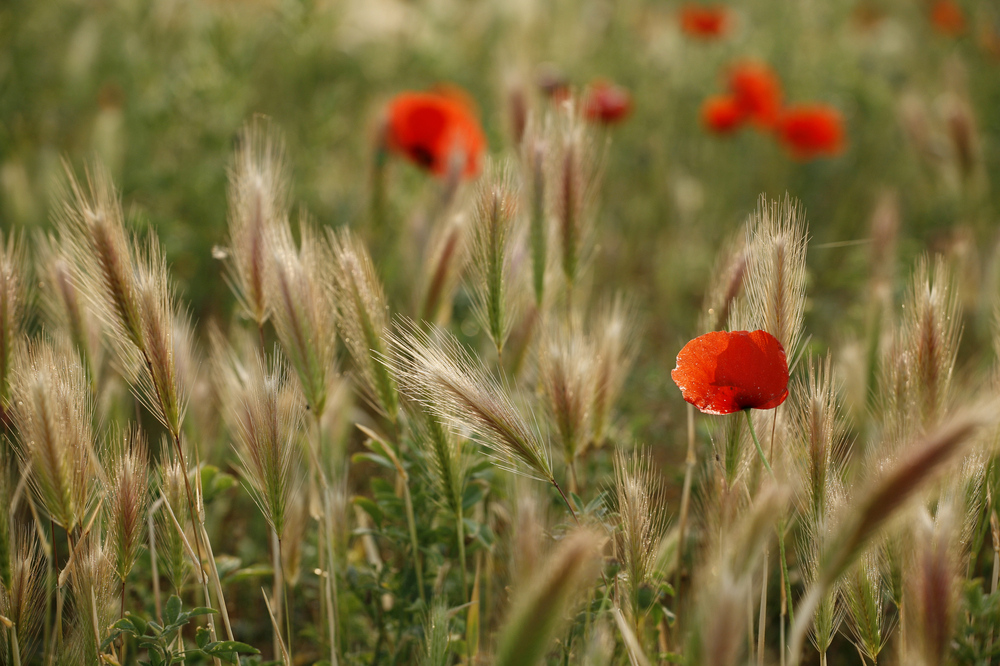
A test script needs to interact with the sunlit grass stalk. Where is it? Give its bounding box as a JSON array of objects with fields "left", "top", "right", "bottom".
[
  {"left": 423, "top": 413, "right": 468, "bottom": 598},
  {"left": 106, "top": 426, "right": 149, "bottom": 620},
  {"left": 328, "top": 228, "right": 399, "bottom": 424},
  {"left": 788, "top": 407, "right": 992, "bottom": 665},
  {"left": 225, "top": 117, "right": 287, "bottom": 329},
  {"left": 522, "top": 130, "right": 548, "bottom": 307},
  {"left": 60, "top": 166, "right": 210, "bottom": 607},
  {"left": 613, "top": 448, "right": 668, "bottom": 633},
  {"left": 468, "top": 160, "right": 520, "bottom": 361},
  {"left": 493, "top": 529, "right": 603, "bottom": 666}
]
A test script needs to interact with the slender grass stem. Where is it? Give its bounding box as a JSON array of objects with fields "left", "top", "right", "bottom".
[
  {"left": 744, "top": 409, "right": 773, "bottom": 476},
  {"left": 271, "top": 530, "right": 283, "bottom": 663},
  {"left": 778, "top": 518, "right": 794, "bottom": 666},
  {"left": 401, "top": 473, "right": 426, "bottom": 605},
  {"left": 456, "top": 507, "right": 469, "bottom": 602},
  {"left": 757, "top": 547, "right": 768, "bottom": 666},
  {"left": 277, "top": 534, "right": 293, "bottom": 666},
  {"left": 147, "top": 511, "right": 162, "bottom": 622},
  {"left": 674, "top": 403, "right": 696, "bottom": 618}
]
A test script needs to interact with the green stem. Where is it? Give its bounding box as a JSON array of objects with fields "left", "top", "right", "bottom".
[
  {"left": 779, "top": 520, "right": 794, "bottom": 628},
  {"left": 456, "top": 508, "right": 469, "bottom": 602},
  {"left": 278, "top": 536, "right": 293, "bottom": 666},
  {"left": 402, "top": 477, "right": 426, "bottom": 605},
  {"left": 744, "top": 409, "right": 773, "bottom": 476}
]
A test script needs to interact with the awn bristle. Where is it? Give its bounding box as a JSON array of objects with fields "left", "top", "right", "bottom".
[
  {"left": 590, "top": 294, "right": 639, "bottom": 448},
  {"left": 60, "top": 166, "right": 189, "bottom": 440},
  {"left": 942, "top": 92, "right": 980, "bottom": 181},
  {"left": 388, "top": 320, "right": 553, "bottom": 482},
  {"left": 493, "top": 528, "right": 604, "bottom": 666},
  {"left": 280, "top": 486, "right": 310, "bottom": 587},
  {"left": 0, "top": 231, "right": 27, "bottom": 410},
  {"left": 800, "top": 485, "right": 845, "bottom": 657},
  {"left": 68, "top": 535, "right": 117, "bottom": 664},
  {"left": 612, "top": 447, "right": 669, "bottom": 625},
  {"left": 10, "top": 340, "right": 96, "bottom": 531},
  {"left": 0, "top": 529, "right": 44, "bottom": 664},
  {"left": 817, "top": 406, "right": 990, "bottom": 591},
  {"left": 123, "top": 236, "right": 189, "bottom": 438},
  {"left": 731, "top": 195, "right": 808, "bottom": 362},
  {"left": 0, "top": 461, "right": 9, "bottom": 594},
  {"left": 419, "top": 411, "right": 468, "bottom": 519},
  {"left": 226, "top": 117, "right": 288, "bottom": 326},
  {"left": 468, "top": 159, "right": 521, "bottom": 360},
  {"left": 791, "top": 353, "right": 849, "bottom": 522},
  {"left": 869, "top": 190, "right": 900, "bottom": 307},
  {"left": 106, "top": 424, "right": 149, "bottom": 584},
  {"left": 520, "top": 116, "right": 550, "bottom": 308},
  {"left": 699, "top": 232, "right": 747, "bottom": 334},
  {"left": 231, "top": 352, "right": 304, "bottom": 537},
  {"left": 539, "top": 320, "right": 594, "bottom": 468},
  {"left": 420, "top": 600, "right": 451, "bottom": 666},
  {"left": 907, "top": 504, "right": 961, "bottom": 666},
  {"left": 688, "top": 571, "right": 751, "bottom": 666},
  {"left": 267, "top": 218, "right": 337, "bottom": 416},
  {"left": 35, "top": 232, "right": 103, "bottom": 379},
  {"left": 327, "top": 227, "right": 399, "bottom": 422},
  {"left": 842, "top": 547, "right": 891, "bottom": 662},
  {"left": 901, "top": 256, "right": 961, "bottom": 430},
  {"left": 155, "top": 457, "right": 190, "bottom": 593},
  {"left": 418, "top": 215, "right": 467, "bottom": 326},
  {"left": 553, "top": 109, "right": 599, "bottom": 294}
]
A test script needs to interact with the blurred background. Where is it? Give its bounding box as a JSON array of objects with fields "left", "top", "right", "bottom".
[{"left": 2, "top": 0, "right": 999, "bottom": 466}]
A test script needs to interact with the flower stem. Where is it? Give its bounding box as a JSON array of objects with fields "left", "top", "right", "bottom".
[{"left": 744, "top": 409, "right": 773, "bottom": 476}]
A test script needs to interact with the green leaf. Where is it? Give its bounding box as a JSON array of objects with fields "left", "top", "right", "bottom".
[
  {"left": 196, "top": 627, "right": 211, "bottom": 650},
  {"left": 204, "top": 641, "right": 260, "bottom": 655},
  {"left": 164, "top": 596, "right": 182, "bottom": 625},
  {"left": 462, "top": 482, "right": 486, "bottom": 510},
  {"left": 353, "top": 496, "right": 384, "bottom": 528},
  {"left": 224, "top": 563, "right": 273, "bottom": 584},
  {"left": 351, "top": 452, "right": 394, "bottom": 470},
  {"left": 127, "top": 612, "right": 148, "bottom": 636},
  {"left": 186, "top": 606, "right": 219, "bottom": 618}
]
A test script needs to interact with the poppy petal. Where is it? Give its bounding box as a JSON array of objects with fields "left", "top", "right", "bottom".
[{"left": 671, "top": 330, "right": 789, "bottom": 415}]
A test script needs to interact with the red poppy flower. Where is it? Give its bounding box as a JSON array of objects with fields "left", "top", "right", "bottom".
[
  {"left": 728, "top": 62, "right": 783, "bottom": 129},
  {"left": 583, "top": 80, "right": 632, "bottom": 124},
  {"left": 777, "top": 104, "right": 846, "bottom": 160},
  {"left": 930, "top": 0, "right": 965, "bottom": 36},
  {"left": 701, "top": 95, "right": 745, "bottom": 134},
  {"left": 386, "top": 90, "right": 487, "bottom": 178},
  {"left": 680, "top": 4, "right": 732, "bottom": 39},
  {"left": 672, "top": 330, "right": 789, "bottom": 415}
]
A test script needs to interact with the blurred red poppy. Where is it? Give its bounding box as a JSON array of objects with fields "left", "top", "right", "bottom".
[
  {"left": 672, "top": 330, "right": 789, "bottom": 415},
  {"left": 930, "top": 0, "right": 965, "bottom": 36},
  {"left": 680, "top": 4, "right": 732, "bottom": 39},
  {"left": 728, "top": 62, "right": 783, "bottom": 128},
  {"left": 701, "top": 95, "right": 745, "bottom": 134},
  {"left": 777, "top": 104, "right": 846, "bottom": 160},
  {"left": 386, "top": 90, "right": 486, "bottom": 178},
  {"left": 583, "top": 80, "right": 632, "bottom": 124}
]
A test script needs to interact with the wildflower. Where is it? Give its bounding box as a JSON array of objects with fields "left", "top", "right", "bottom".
[
  {"left": 385, "top": 89, "right": 486, "bottom": 178},
  {"left": 583, "top": 80, "right": 632, "bottom": 124},
  {"left": 777, "top": 104, "right": 846, "bottom": 160},
  {"left": 929, "top": 0, "right": 965, "bottom": 36},
  {"left": 671, "top": 330, "right": 789, "bottom": 415},
  {"left": 680, "top": 4, "right": 732, "bottom": 39},
  {"left": 701, "top": 95, "right": 745, "bottom": 134},
  {"left": 728, "top": 62, "right": 783, "bottom": 128}
]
